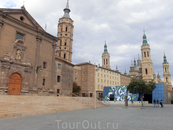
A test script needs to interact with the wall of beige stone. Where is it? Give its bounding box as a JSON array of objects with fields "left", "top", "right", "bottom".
[{"left": 0, "top": 9, "right": 58, "bottom": 96}]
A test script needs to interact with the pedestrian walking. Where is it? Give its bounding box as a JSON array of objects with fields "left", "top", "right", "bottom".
[
  {"left": 157, "top": 100, "right": 159, "bottom": 107},
  {"left": 153, "top": 99, "right": 156, "bottom": 107},
  {"left": 160, "top": 100, "right": 163, "bottom": 108}
]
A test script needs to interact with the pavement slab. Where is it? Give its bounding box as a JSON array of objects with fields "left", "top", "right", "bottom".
[{"left": 0, "top": 104, "right": 173, "bottom": 130}]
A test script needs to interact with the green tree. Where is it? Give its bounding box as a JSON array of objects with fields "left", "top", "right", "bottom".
[
  {"left": 127, "top": 78, "right": 156, "bottom": 107},
  {"left": 73, "top": 82, "right": 81, "bottom": 94}
]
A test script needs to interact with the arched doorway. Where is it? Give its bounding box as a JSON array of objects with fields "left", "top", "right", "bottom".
[{"left": 8, "top": 73, "right": 22, "bottom": 95}]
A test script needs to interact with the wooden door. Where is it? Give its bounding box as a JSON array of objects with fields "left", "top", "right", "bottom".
[{"left": 8, "top": 73, "right": 22, "bottom": 95}]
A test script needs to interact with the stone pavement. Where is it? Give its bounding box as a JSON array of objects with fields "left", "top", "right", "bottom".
[{"left": 0, "top": 104, "right": 173, "bottom": 130}]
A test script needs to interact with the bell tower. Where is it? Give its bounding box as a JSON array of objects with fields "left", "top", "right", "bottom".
[
  {"left": 141, "top": 31, "right": 153, "bottom": 82},
  {"left": 56, "top": 0, "right": 74, "bottom": 63},
  {"left": 102, "top": 41, "right": 111, "bottom": 69},
  {"left": 163, "top": 53, "right": 172, "bottom": 91}
]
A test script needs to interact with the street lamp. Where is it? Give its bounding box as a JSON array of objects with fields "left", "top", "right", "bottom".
[{"left": 36, "top": 66, "right": 42, "bottom": 73}]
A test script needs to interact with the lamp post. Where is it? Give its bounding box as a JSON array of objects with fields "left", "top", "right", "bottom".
[
  {"left": 36, "top": 66, "right": 42, "bottom": 73},
  {"left": 94, "top": 63, "right": 96, "bottom": 109}
]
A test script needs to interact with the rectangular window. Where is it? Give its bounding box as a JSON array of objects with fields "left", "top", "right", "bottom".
[
  {"left": 58, "top": 64, "right": 61, "bottom": 69},
  {"left": 16, "top": 33, "right": 23, "bottom": 40},
  {"left": 42, "top": 79, "right": 45, "bottom": 86},
  {"left": 43, "top": 62, "right": 46, "bottom": 69},
  {"left": 57, "top": 76, "right": 60, "bottom": 82},
  {"left": 57, "top": 89, "right": 60, "bottom": 93},
  {"left": 90, "top": 93, "right": 93, "bottom": 97}
]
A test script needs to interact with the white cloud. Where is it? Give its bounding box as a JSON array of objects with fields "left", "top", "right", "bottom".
[{"left": 1, "top": 0, "right": 173, "bottom": 83}]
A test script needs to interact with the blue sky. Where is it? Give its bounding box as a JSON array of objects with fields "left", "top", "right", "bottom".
[
  {"left": 2, "top": 0, "right": 16, "bottom": 8},
  {"left": 1, "top": 0, "right": 173, "bottom": 86}
]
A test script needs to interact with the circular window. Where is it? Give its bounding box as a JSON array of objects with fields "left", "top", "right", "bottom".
[
  {"left": 60, "top": 34, "right": 62, "bottom": 36},
  {"left": 20, "top": 16, "right": 24, "bottom": 21},
  {"left": 65, "top": 34, "right": 67, "bottom": 36}
]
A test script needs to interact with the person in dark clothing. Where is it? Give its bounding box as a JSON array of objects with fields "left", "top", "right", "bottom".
[
  {"left": 160, "top": 100, "right": 163, "bottom": 108},
  {"left": 153, "top": 99, "right": 156, "bottom": 107}
]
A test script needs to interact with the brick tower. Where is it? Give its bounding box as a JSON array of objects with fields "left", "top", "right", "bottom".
[
  {"left": 56, "top": 0, "right": 74, "bottom": 63},
  {"left": 102, "top": 41, "right": 111, "bottom": 69},
  {"left": 163, "top": 53, "right": 172, "bottom": 91},
  {"left": 141, "top": 31, "right": 153, "bottom": 82}
]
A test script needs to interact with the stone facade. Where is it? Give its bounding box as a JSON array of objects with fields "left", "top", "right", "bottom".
[
  {"left": 127, "top": 32, "right": 172, "bottom": 103},
  {"left": 120, "top": 74, "right": 132, "bottom": 86},
  {"left": 0, "top": 1, "right": 74, "bottom": 96},
  {"left": 73, "top": 43, "right": 132, "bottom": 98},
  {"left": 74, "top": 62, "right": 95, "bottom": 97},
  {"left": 54, "top": 56, "right": 74, "bottom": 96}
]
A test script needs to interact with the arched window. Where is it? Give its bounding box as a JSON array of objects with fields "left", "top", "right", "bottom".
[
  {"left": 165, "top": 67, "right": 167, "bottom": 72},
  {"left": 65, "top": 42, "right": 66, "bottom": 46},
  {"left": 144, "top": 52, "right": 146, "bottom": 57},
  {"left": 145, "top": 69, "right": 148, "bottom": 74},
  {"left": 147, "top": 52, "right": 149, "bottom": 57},
  {"left": 64, "top": 53, "right": 66, "bottom": 59},
  {"left": 66, "top": 27, "right": 68, "bottom": 32},
  {"left": 59, "top": 53, "right": 61, "bottom": 57},
  {"left": 60, "top": 40, "right": 62, "bottom": 46},
  {"left": 104, "top": 59, "right": 105, "bottom": 65},
  {"left": 61, "top": 27, "right": 62, "bottom": 32},
  {"left": 166, "top": 77, "right": 168, "bottom": 82},
  {"left": 106, "top": 59, "right": 108, "bottom": 64}
]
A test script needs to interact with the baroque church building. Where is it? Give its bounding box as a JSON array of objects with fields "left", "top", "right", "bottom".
[
  {"left": 127, "top": 32, "right": 172, "bottom": 102},
  {"left": 0, "top": 1, "right": 74, "bottom": 96}
]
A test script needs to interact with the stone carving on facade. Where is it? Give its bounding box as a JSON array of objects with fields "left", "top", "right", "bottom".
[
  {"left": 0, "top": 39, "right": 33, "bottom": 95},
  {"left": 26, "top": 58, "right": 31, "bottom": 66},
  {"left": 3, "top": 53, "right": 10, "bottom": 61},
  {"left": 1, "top": 63, "right": 10, "bottom": 69},
  {"left": 15, "top": 49, "right": 21, "bottom": 60},
  {"left": 1, "top": 39, "right": 32, "bottom": 67},
  {"left": 24, "top": 67, "right": 32, "bottom": 73}
]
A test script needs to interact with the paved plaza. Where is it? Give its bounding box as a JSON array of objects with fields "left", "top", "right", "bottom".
[{"left": 0, "top": 104, "right": 173, "bottom": 130}]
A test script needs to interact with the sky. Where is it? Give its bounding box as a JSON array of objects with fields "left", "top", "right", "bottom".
[{"left": 0, "top": 0, "right": 173, "bottom": 85}]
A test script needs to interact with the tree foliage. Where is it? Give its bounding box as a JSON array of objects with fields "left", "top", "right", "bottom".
[
  {"left": 127, "top": 78, "right": 156, "bottom": 95},
  {"left": 73, "top": 82, "right": 81, "bottom": 93},
  {"left": 127, "top": 78, "right": 156, "bottom": 106}
]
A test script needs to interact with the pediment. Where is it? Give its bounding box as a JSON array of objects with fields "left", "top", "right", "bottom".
[{"left": 0, "top": 7, "right": 44, "bottom": 31}]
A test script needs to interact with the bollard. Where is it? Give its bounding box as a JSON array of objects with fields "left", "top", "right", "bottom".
[{"left": 125, "top": 96, "right": 128, "bottom": 106}]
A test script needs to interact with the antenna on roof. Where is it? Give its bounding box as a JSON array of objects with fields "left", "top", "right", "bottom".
[{"left": 45, "top": 23, "right": 47, "bottom": 31}]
